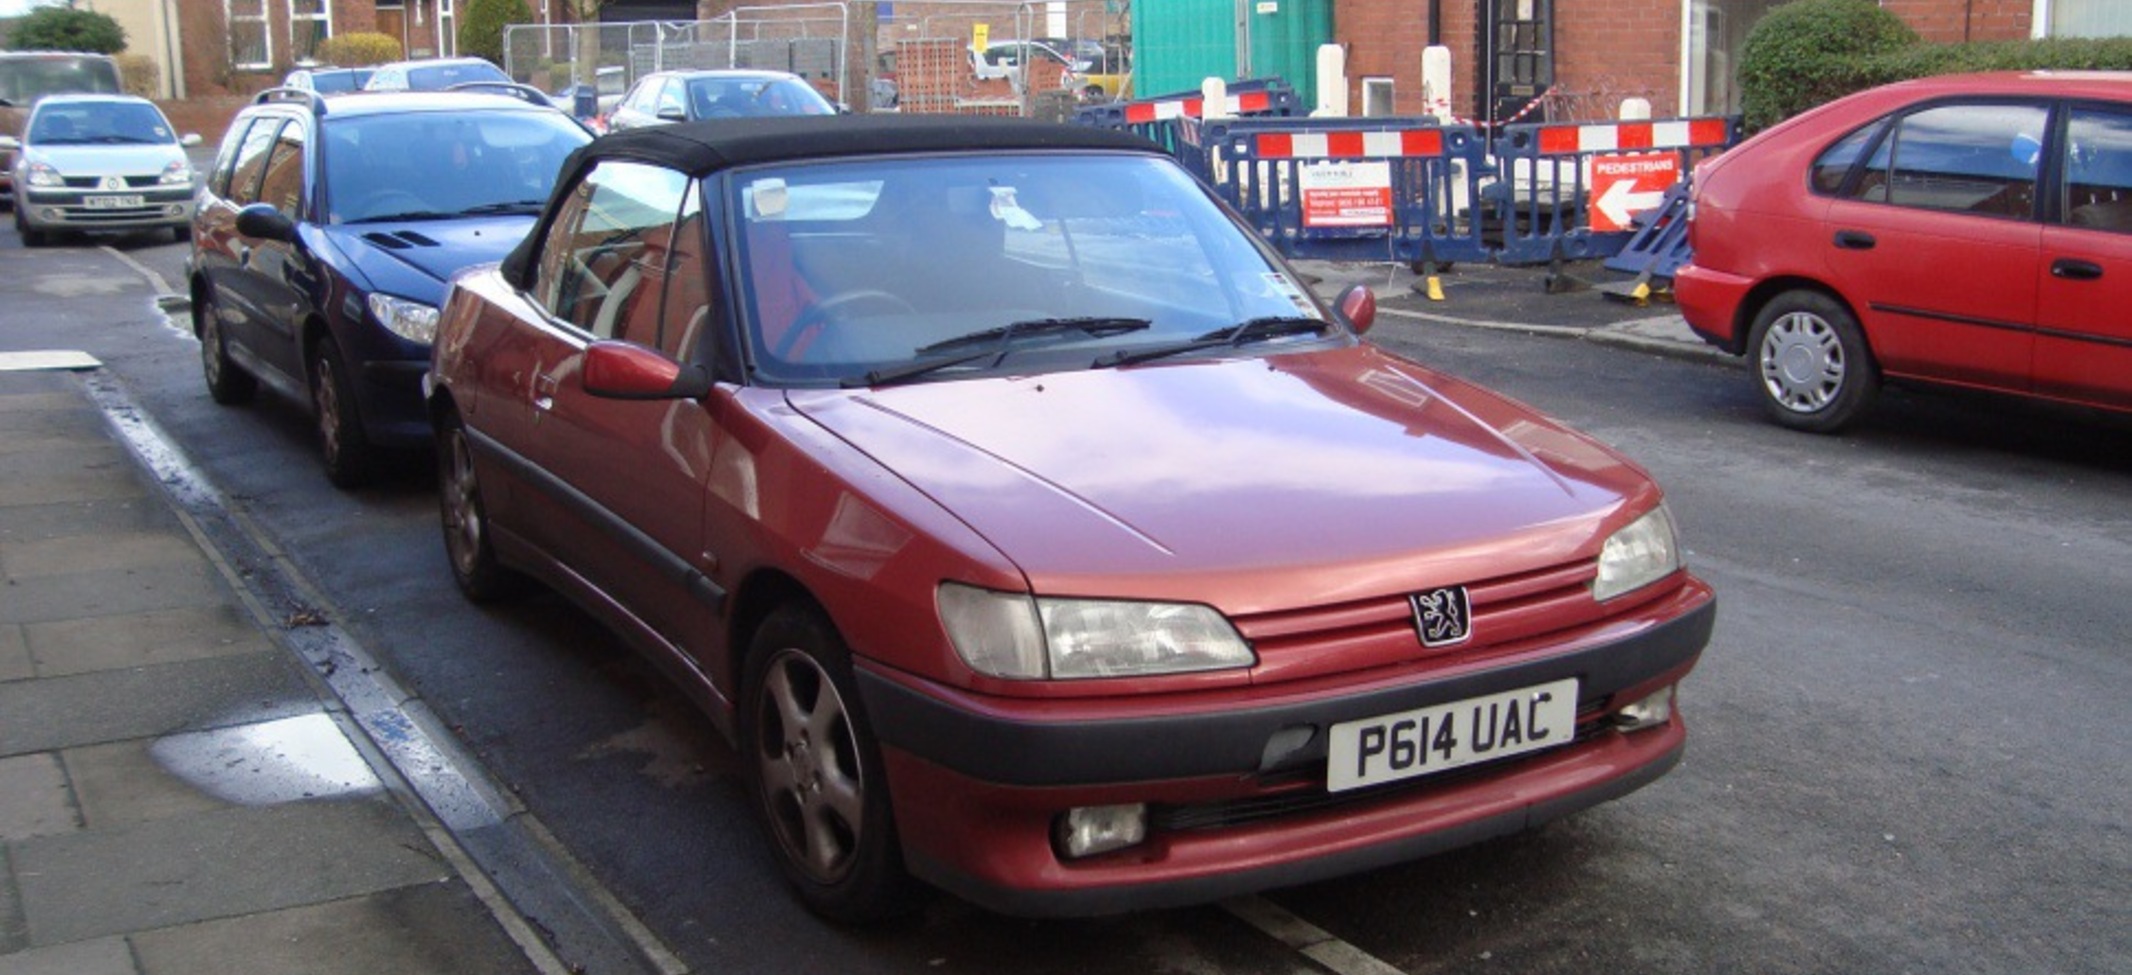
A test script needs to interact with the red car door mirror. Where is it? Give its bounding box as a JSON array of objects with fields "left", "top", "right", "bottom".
[
  {"left": 1336, "top": 283, "right": 1377, "bottom": 335},
  {"left": 582, "top": 340, "right": 711, "bottom": 400}
]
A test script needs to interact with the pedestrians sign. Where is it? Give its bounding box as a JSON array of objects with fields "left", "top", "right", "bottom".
[{"left": 1590, "top": 152, "right": 1677, "bottom": 233}]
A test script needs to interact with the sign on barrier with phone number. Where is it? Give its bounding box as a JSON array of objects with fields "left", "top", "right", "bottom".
[{"left": 1298, "top": 161, "right": 1393, "bottom": 228}]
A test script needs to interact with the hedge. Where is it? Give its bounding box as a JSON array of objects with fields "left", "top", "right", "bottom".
[{"left": 314, "top": 32, "right": 402, "bottom": 68}]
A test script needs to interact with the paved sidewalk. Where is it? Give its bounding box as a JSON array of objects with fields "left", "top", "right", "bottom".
[{"left": 0, "top": 360, "right": 544, "bottom": 975}]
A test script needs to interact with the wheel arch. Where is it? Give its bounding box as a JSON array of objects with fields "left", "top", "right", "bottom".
[
  {"left": 1736, "top": 276, "right": 1859, "bottom": 356},
  {"left": 724, "top": 568, "right": 826, "bottom": 698}
]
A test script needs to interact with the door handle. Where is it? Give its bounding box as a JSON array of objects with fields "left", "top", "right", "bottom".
[
  {"left": 533, "top": 373, "right": 559, "bottom": 412},
  {"left": 2051, "top": 258, "right": 2104, "bottom": 281},
  {"left": 1833, "top": 230, "right": 1877, "bottom": 250}
]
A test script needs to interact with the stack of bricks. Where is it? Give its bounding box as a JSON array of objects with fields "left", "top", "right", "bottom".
[{"left": 894, "top": 36, "right": 1021, "bottom": 116}]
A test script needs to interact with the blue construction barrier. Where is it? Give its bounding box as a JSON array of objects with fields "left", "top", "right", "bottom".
[
  {"left": 1072, "top": 79, "right": 1301, "bottom": 182},
  {"left": 1601, "top": 180, "right": 1695, "bottom": 281},
  {"left": 1205, "top": 116, "right": 1492, "bottom": 265},
  {"left": 1485, "top": 116, "right": 1739, "bottom": 266}
]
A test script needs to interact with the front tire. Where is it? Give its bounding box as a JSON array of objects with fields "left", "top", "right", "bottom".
[
  {"left": 15, "top": 206, "right": 46, "bottom": 248},
  {"left": 436, "top": 410, "right": 524, "bottom": 601},
  {"left": 311, "top": 339, "right": 377, "bottom": 488},
  {"left": 1747, "top": 290, "right": 1878, "bottom": 433},
  {"left": 742, "top": 603, "right": 915, "bottom": 922}
]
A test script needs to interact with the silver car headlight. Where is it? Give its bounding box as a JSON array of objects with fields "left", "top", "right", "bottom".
[
  {"left": 938, "top": 583, "right": 1255, "bottom": 680},
  {"left": 25, "top": 162, "right": 62, "bottom": 188},
  {"left": 1592, "top": 504, "right": 1681, "bottom": 602},
  {"left": 369, "top": 293, "right": 439, "bottom": 344},
  {"left": 158, "top": 159, "right": 192, "bottom": 186}
]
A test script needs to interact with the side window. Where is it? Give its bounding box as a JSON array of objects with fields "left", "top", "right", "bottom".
[
  {"left": 225, "top": 117, "right": 285, "bottom": 206},
  {"left": 529, "top": 160, "right": 693, "bottom": 342},
  {"left": 1810, "top": 122, "right": 1882, "bottom": 195},
  {"left": 656, "top": 79, "right": 685, "bottom": 118},
  {"left": 658, "top": 190, "right": 713, "bottom": 361},
  {"left": 207, "top": 117, "right": 257, "bottom": 198},
  {"left": 256, "top": 121, "right": 307, "bottom": 217},
  {"left": 2062, "top": 106, "right": 2132, "bottom": 234},
  {"left": 1855, "top": 102, "right": 2049, "bottom": 219}
]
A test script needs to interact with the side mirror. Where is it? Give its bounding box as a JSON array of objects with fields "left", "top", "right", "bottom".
[
  {"left": 657, "top": 106, "right": 686, "bottom": 122},
  {"left": 0, "top": 135, "right": 19, "bottom": 151},
  {"left": 180, "top": 133, "right": 203, "bottom": 147},
  {"left": 234, "top": 202, "right": 298, "bottom": 243},
  {"left": 1335, "top": 283, "right": 1377, "bottom": 335},
  {"left": 582, "top": 340, "right": 712, "bottom": 400}
]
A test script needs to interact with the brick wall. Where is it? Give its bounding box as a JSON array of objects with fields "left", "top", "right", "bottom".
[{"left": 1881, "top": 0, "right": 2031, "bottom": 43}]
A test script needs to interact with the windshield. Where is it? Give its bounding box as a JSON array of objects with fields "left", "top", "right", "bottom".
[
  {"left": 686, "top": 76, "right": 836, "bottom": 118},
  {"left": 28, "top": 101, "right": 177, "bottom": 145},
  {"left": 322, "top": 110, "right": 592, "bottom": 224},
  {"left": 0, "top": 56, "right": 122, "bottom": 104},
  {"left": 404, "top": 61, "right": 508, "bottom": 90},
  {"left": 733, "top": 153, "right": 1338, "bottom": 387}
]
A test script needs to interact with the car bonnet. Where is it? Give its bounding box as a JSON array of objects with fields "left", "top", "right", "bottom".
[
  {"left": 787, "top": 345, "right": 1655, "bottom": 608},
  {"left": 328, "top": 215, "right": 536, "bottom": 304}
]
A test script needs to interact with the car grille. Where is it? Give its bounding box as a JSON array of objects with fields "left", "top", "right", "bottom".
[
  {"left": 1152, "top": 701, "right": 1614, "bottom": 832},
  {"left": 61, "top": 175, "right": 160, "bottom": 189}
]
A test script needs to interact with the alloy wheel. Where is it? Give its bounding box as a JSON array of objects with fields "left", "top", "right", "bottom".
[{"left": 754, "top": 647, "right": 866, "bottom": 885}]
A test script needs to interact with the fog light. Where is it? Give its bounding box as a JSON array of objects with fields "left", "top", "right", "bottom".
[
  {"left": 165, "top": 204, "right": 184, "bottom": 216},
  {"left": 1055, "top": 804, "right": 1148, "bottom": 859},
  {"left": 42, "top": 208, "right": 61, "bottom": 221},
  {"left": 1613, "top": 685, "right": 1675, "bottom": 731}
]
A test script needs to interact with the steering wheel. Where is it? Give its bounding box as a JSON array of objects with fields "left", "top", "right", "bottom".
[
  {"left": 354, "top": 189, "right": 429, "bottom": 219},
  {"left": 773, "top": 289, "right": 916, "bottom": 361}
]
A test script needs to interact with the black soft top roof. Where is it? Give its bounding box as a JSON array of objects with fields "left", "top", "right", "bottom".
[{"left": 501, "top": 115, "right": 1164, "bottom": 286}]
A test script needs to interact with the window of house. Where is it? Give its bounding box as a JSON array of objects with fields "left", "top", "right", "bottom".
[
  {"left": 289, "top": 0, "right": 332, "bottom": 66},
  {"left": 227, "top": 0, "right": 271, "bottom": 72},
  {"left": 2038, "top": 0, "right": 2132, "bottom": 38},
  {"left": 1682, "top": 0, "right": 1780, "bottom": 115},
  {"left": 436, "top": 0, "right": 458, "bottom": 56}
]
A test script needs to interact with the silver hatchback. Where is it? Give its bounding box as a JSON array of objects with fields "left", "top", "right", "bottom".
[{"left": 3, "top": 93, "right": 199, "bottom": 246}]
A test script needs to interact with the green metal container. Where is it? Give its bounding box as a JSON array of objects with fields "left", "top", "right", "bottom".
[{"left": 1131, "top": 0, "right": 1333, "bottom": 108}]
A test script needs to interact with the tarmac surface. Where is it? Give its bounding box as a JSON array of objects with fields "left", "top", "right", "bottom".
[{"left": 0, "top": 254, "right": 1726, "bottom": 975}]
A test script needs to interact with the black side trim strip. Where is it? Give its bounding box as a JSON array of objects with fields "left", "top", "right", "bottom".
[
  {"left": 464, "top": 425, "right": 726, "bottom": 614},
  {"left": 858, "top": 595, "right": 1713, "bottom": 788},
  {"left": 905, "top": 738, "right": 1684, "bottom": 918},
  {"left": 1870, "top": 302, "right": 2132, "bottom": 350}
]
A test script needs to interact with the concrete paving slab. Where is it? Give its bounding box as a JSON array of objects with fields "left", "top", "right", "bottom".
[
  {"left": 130, "top": 882, "right": 538, "bottom": 975},
  {"left": 0, "top": 447, "right": 146, "bottom": 508},
  {"left": 0, "top": 936, "right": 135, "bottom": 975},
  {"left": 11, "top": 799, "right": 452, "bottom": 946},
  {"left": 0, "top": 626, "right": 26, "bottom": 683},
  {"left": 1, "top": 533, "right": 208, "bottom": 581},
  {"left": 0, "top": 562, "right": 227, "bottom": 627},
  {"left": 0, "top": 755, "right": 76, "bottom": 841},
  {"left": 24, "top": 604, "right": 271, "bottom": 679},
  {"left": 60, "top": 741, "right": 229, "bottom": 832},
  {"left": 0, "top": 499, "right": 173, "bottom": 546},
  {"left": 0, "top": 653, "right": 318, "bottom": 756}
]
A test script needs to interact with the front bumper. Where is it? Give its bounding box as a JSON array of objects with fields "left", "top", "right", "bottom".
[
  {"left": 17, "top": 185, "right": 194, "bottom": 232},
  {"left": 858, "top": 581, "right": 1714, "bottom": 916}
]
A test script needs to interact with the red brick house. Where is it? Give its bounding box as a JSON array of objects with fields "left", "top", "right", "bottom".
[{"left": 1332, "top": 0, "right": 2123, "bottom": 126}]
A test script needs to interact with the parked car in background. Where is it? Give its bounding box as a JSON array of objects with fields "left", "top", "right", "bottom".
[
  {"left": 189, "top": 87, "right": 591, "bottom": 486},
  {"left": 427, "top": 115, "right": 1713, "bottom": 921},
  {"left": 606, "top": 69, "right": 837, "bottom": 132},
  {"left": 0, "top": 51, "right": 123, "bottom": 209},
  {"left": 2, "top": 94, "right": 199, "bottom": 246},
  {"left": 1677, "top": 70, "right": 2132, "bottom": 431},
  {"left": 362, "top": 56, "right": 510, "bottom": 92},
  {"left": 970, "top": 39, "right": 1084, "bottom": 85},
  {"left": 283, "top": 66, "right": 374, "bottom": 94}
]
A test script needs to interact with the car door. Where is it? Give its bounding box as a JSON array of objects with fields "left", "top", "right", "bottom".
[
  {"left": 514, "top": 159, "right": 723, "bottom": 653},
  {"left": 1820, "top": 100, "right": 2046, "bottom": 393},
  {"left": 199, "top": 115, "right": 300, "bottom": 390},
  {"left": 2034, "top": 101, "right": 2132, "bottom": 410},
  {"left": 238, "top": 116, "right": 318, "bottom": 392}
]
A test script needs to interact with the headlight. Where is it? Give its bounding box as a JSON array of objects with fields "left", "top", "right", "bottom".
[
  {"left": 25, "top": 162, "right": 62, "bottom": 188},
  {"left": 938, "top": 583, "right": 1255, "bottom": 680},
  {"left": 368, "top": 293, "right": 439, "bottom": 344},
  {"left": 1592, "top": 504, "right": 1681, "bottom": 602},
  {"left": 158, "top": 159, "right": 192, "bottom": 185}
]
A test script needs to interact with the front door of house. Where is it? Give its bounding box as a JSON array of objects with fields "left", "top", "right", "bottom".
[{"left": 1482, "top": 0, "right": 1553, "bottom": 125}]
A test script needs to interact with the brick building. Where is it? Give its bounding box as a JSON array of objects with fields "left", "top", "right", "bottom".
[{"left": 1332, "top": 0, "right": 2127, "bottom": 126}]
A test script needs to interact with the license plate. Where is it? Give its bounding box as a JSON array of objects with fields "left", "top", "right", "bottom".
[
  {"left": 84, "top": 194, "right": 143, "bottom": 209},
  {"left": 1326, "top": 678, "right": 1580, "bottom": 792}
]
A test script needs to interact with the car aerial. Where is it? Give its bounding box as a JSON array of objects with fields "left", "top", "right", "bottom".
[
  {"left": 0, "top": 51, "right": 123, "bottom": 210},
  {"left": 1676, "top": 70, "right": 2132, "bottom": 431},
  {"left": 283, "top": 66, "right": 375, "bottom": 94},
  {"left": 362, "top": 56, "right": 510, "bottom": 92},
  {"left": 427, "top": 115, "right": 1715, "bottom": 921},
  {"left": 189, "top": 87, "right": 592, "bottom": 487},
  {"left": 2, "top": 93, "right": 200, "bottom": 247},
  {"left": 605, "top": 69, "right": 838, "bottom": 132}
]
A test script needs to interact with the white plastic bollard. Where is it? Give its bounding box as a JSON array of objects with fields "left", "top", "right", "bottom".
[
  {"left": 1313, "top": 43, "right": 1348, "bottom": 117},
  {"left": 1202, "top": 76, "right": 1231, "bottom": 120},
  {"left": 1422, "top": 45, "right": 1453, "bottom": 122},
  {"left": 1619, "top": 97, "right": 1653, "bottom": 121}
]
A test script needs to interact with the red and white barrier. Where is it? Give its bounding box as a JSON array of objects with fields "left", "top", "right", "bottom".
[
  {"left": 1534, "top": 118, "right": 1732, "bottom": 155},
  {"left": 1123, "top": 90, "right": 1275, "bottom": 124},
  {"left": 1250, "top": 128, "right": 1447, "bottom": 160}
]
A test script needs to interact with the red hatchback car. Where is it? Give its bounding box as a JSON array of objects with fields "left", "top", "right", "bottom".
[
  {"left": 428, "top": 116, "right": 1714, "bottom": 920},
  {"left": 1677, "top": 71, "right": 2132, "bottom": 430}
]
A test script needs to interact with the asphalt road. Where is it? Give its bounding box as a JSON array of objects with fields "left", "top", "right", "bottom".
[{"left": 8, "top": 227, "right": 2129, "bottom": 975}]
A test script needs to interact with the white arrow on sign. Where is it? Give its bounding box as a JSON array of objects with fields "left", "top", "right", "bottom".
[{"left": 1596, "top": 178, "right": 1666, "bottom": 229}]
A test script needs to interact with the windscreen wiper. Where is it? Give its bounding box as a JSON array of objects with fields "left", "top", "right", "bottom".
[
  {"left": 458, "top": 200, "right": 547, "bottom": 216},
  {"left": 844, "top": 351, "right": 991, "bottom": 389},
  {"left": 916, "top": 316, "right": 1152, "bottom": 355},
  {"left": 1096, "top": 315, "right": 1333, "bottom": 368}
]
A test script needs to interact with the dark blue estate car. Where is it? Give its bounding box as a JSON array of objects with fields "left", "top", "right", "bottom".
[{"left": 189, "top": 87, "right": 592, "bottom": 486}]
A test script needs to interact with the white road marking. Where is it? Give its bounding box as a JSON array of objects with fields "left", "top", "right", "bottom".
[{"left": 1223, "top": 896, "right": 1411, "bottom": 975}]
